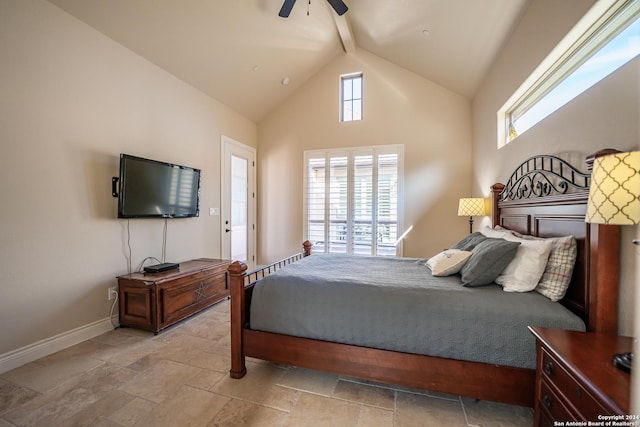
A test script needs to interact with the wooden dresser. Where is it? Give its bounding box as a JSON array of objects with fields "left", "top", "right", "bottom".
[
  {"left": 117, "top": 258, "right": 230, "bottom": 333},
  {"left": 529, "top": 326, "right": 631, "bottom": 425}
]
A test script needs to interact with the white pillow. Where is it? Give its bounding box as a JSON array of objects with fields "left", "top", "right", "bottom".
[
  {"left": 479, "top": 225, "right": 509, "bottom": 239},
  {"left": 495, "top": 234, "right": 553, "bottom": 292},
  {"left": 426, "top": 249, "right": 472, "bottom": 276},
  {"left": 511, "top": 233, "right": 577, "bottom": 301}
]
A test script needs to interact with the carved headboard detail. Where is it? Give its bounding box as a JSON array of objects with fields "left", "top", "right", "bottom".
[
  {"left": 498, "top": 155, "right": 590, "bottom": 202},
  {"left": 490, "top": 150, "right": 621, "bottom": 334}
]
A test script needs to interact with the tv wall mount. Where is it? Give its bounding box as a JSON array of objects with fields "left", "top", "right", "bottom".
[{"left": 112, "top": 177, "right": 119, "bottom": 198}]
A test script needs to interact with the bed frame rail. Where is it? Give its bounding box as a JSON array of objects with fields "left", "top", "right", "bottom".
[
  {"left": 229, "top": 240, "right": 312, "bottom": 378},
  {"left": 243, "top": 240, "right": 312, "bottom": 286}
]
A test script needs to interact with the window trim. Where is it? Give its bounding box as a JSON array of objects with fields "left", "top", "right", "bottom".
[
  {"left": 303, "top": 144, "right": 404, "bottom": 256},
  {"left": 498, "top": 0, "right": 640, "bottom": 147},
  {"left": 340, "top": 72, "right": 363, "bottom": 122}
]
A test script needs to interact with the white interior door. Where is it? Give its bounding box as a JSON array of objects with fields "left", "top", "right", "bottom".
[{"left": 221, "top": 136, "right": 256, "bottom": 269}]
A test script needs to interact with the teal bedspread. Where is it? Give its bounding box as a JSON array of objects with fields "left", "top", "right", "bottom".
[{"left": 249, "top": 253, "right": 585, "bottom": 369}]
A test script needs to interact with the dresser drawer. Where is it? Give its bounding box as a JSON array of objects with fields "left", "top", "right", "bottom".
[
  {"left": 530, "top": 327, "right": 631, "bottom": 424},
  {"left": 541, "top": 349, "right": 607, "bottom": 420},
  {"left": 538, "top": 379, "right": 575, "bottom": 422},
  {"left": 160, "top": 270, "right": 228, "bottom": 325}
]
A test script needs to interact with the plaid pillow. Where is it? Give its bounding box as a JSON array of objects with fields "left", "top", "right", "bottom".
[
  {"left": 509, "top": 231, "right": 577, "bottom": 301},
  {"left": 537, "top": 236, "right": 577, "bottom": 301}
]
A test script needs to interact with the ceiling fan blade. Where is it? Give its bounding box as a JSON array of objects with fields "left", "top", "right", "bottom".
[
  {"left": 279, "top": 0, "right": 297, "bottom": 17},
  {"left": 326, "top": 0, "right": 348, "bottom": 16}
]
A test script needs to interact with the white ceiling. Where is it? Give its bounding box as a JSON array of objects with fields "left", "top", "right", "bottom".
[{"left": 47, "top": 0, "right": 530, "bottom": 122}]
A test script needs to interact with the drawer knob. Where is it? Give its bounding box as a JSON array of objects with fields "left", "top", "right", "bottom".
[
  {"left": 544, "top": 362, "right": 554, "bottom": 375},
  {"left": 543, "top": 394, "right": 552, "bottom": 408}
]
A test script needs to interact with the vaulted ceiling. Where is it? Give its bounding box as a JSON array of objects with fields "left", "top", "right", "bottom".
[{"left": 47, "top": 0, "right": 530, "bottom": 122}]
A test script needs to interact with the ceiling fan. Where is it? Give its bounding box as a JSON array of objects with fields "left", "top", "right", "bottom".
[{"left": 279, "top": 0, "right": 348, "bottom": 17}]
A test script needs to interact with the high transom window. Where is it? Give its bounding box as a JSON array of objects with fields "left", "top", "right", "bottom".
[
  {"left": 304, "top": 145, "right": 403, "bottom": 256},
  {"left": 499, "top": 0, "right": 640, "bottom": 146}
]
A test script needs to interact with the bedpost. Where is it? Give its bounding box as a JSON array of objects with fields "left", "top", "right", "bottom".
[
  {"left": 228, "top": 260, "right": 248, "bottom": 379},
  {"left": 585, "top": 148, "right": 622, "bottom": 334},
  {"left": 303, "top": 240, "right": 312, "bottom": 257},
  {"left": 490, "top": 183, "right": 505, "bottom": 227},
  {"left": 588, "top": 223, "right": 621, "bottom": 334}
]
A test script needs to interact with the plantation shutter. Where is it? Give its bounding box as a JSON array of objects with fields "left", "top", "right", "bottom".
[
  {"left": 377, "top": 153, "right": 399, "bottom": 255},
  {"left": 306, "top": 157, "right": 326, "bottom": 250},
  {"left": 353, "top": 154, "right": 373, "bottom": 254},
  {"left": 304, "top": 146, "right": 402, "bottom": 256},
  {"left": 328, "top": 156, "right": 348, "bottom": 253}
]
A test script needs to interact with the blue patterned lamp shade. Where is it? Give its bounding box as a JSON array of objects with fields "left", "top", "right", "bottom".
[
  {"left": 457, "top": 198, "right": 487, "bottom": 217},
  {"left": 585, "top": 151, "right": 640, "bottom": 225}
]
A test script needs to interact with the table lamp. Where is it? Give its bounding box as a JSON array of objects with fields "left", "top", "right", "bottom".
[
  {"left": 458, "top": 198, "right": 487, "bottom": 234},
  {"left": 585, "top": 150, "right": 640, "bottom": 373}
]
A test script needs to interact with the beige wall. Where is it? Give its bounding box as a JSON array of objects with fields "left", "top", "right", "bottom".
[
  {"left": 0, "top": 0, "right": 256, "bottom": 358},
  {"left": 472, "top": 0, "right": 639, "bottom": 335},
  {"left": 475, "top": 1, "right": 639, "bottom": 409},
  {"left": 257, "top": 49, "right": 472, "bottom": 263}
]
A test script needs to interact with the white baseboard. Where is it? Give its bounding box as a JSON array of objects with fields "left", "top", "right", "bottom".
[{"left": 0, "top": 316, "right": 119, "bottom": 374}]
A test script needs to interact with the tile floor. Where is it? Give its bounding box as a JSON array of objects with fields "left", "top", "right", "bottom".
[{"left": 0, "top": 300, "right": 533, "bottom": 426}]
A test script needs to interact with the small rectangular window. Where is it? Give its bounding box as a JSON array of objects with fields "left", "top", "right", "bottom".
[{"left": 341, "top": 73, "right": 363, "bottom": 122}]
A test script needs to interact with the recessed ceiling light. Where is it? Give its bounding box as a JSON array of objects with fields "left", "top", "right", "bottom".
[
  {"left": 252, "top": 65, "right": 260, "bottom": 72},
  {"left": 422, "top": 29, "right": 430, "bottom": 37},
  {"left": 282, "top": 77, "right": 290, "bottom": 85}
]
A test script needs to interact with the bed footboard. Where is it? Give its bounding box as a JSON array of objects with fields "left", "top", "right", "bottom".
[{"left": 228, "top": 241, "right": 312, "bottom": 378}]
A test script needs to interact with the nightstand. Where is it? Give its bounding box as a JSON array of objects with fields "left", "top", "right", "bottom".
[{"left": 529, "top": 326, "right": 631, "bottom": 425}]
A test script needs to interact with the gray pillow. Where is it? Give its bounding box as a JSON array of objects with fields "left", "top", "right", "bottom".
[
  {"left": 451, "top": 232, "right": 487, "bottom": 251},
  {"left": 460, "top": 238, "right": 521, "bottom": 287}
]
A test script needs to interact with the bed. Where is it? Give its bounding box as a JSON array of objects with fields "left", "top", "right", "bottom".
[{"left": 227, "top": 150, "right": 621, "bottom": 407}]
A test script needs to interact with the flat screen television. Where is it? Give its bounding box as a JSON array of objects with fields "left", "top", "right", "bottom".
[{"left": 117, "top": 154, "right": 201, "bottom": 218}]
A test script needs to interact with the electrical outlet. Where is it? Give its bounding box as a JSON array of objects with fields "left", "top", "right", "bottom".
[{"left": 108, "top": 286, "right": 118, "bottom": 301}]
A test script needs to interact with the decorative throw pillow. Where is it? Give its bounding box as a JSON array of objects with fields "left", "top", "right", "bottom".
[
  {"left": 535, "top": 236, "right": 577, "bottom": 301},
  {"left": 426, "top": 249, "right": 473, "bottom": 276},
  {"left": 509, "top": 232, "right": 578, "bottom": 301},
  {"left": 460, "top": 238, "right": 521, "bottom": 287},
  {"left": 495, "top": 234, "right": 554, "bottom": 292},
  {"left": 450, "top": 232, "right": 487, "bottom": 251}
]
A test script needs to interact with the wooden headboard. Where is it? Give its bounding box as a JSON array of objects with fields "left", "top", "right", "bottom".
[{"left": 490, "top": 152, "right": 621, "bottom": 334}]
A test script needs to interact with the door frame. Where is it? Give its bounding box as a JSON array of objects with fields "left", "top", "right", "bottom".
[{"left": 221, "top": 135, "right": 256, "bottom": 268}]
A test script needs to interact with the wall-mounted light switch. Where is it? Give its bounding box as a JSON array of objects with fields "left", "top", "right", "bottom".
[{"left": 209, "top": 208, "right": 220, "bottom": 216}]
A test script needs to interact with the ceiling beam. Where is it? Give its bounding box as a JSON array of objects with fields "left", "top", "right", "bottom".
[{"left": 333, "top": 13, "right": 356, "bottom": 54}]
